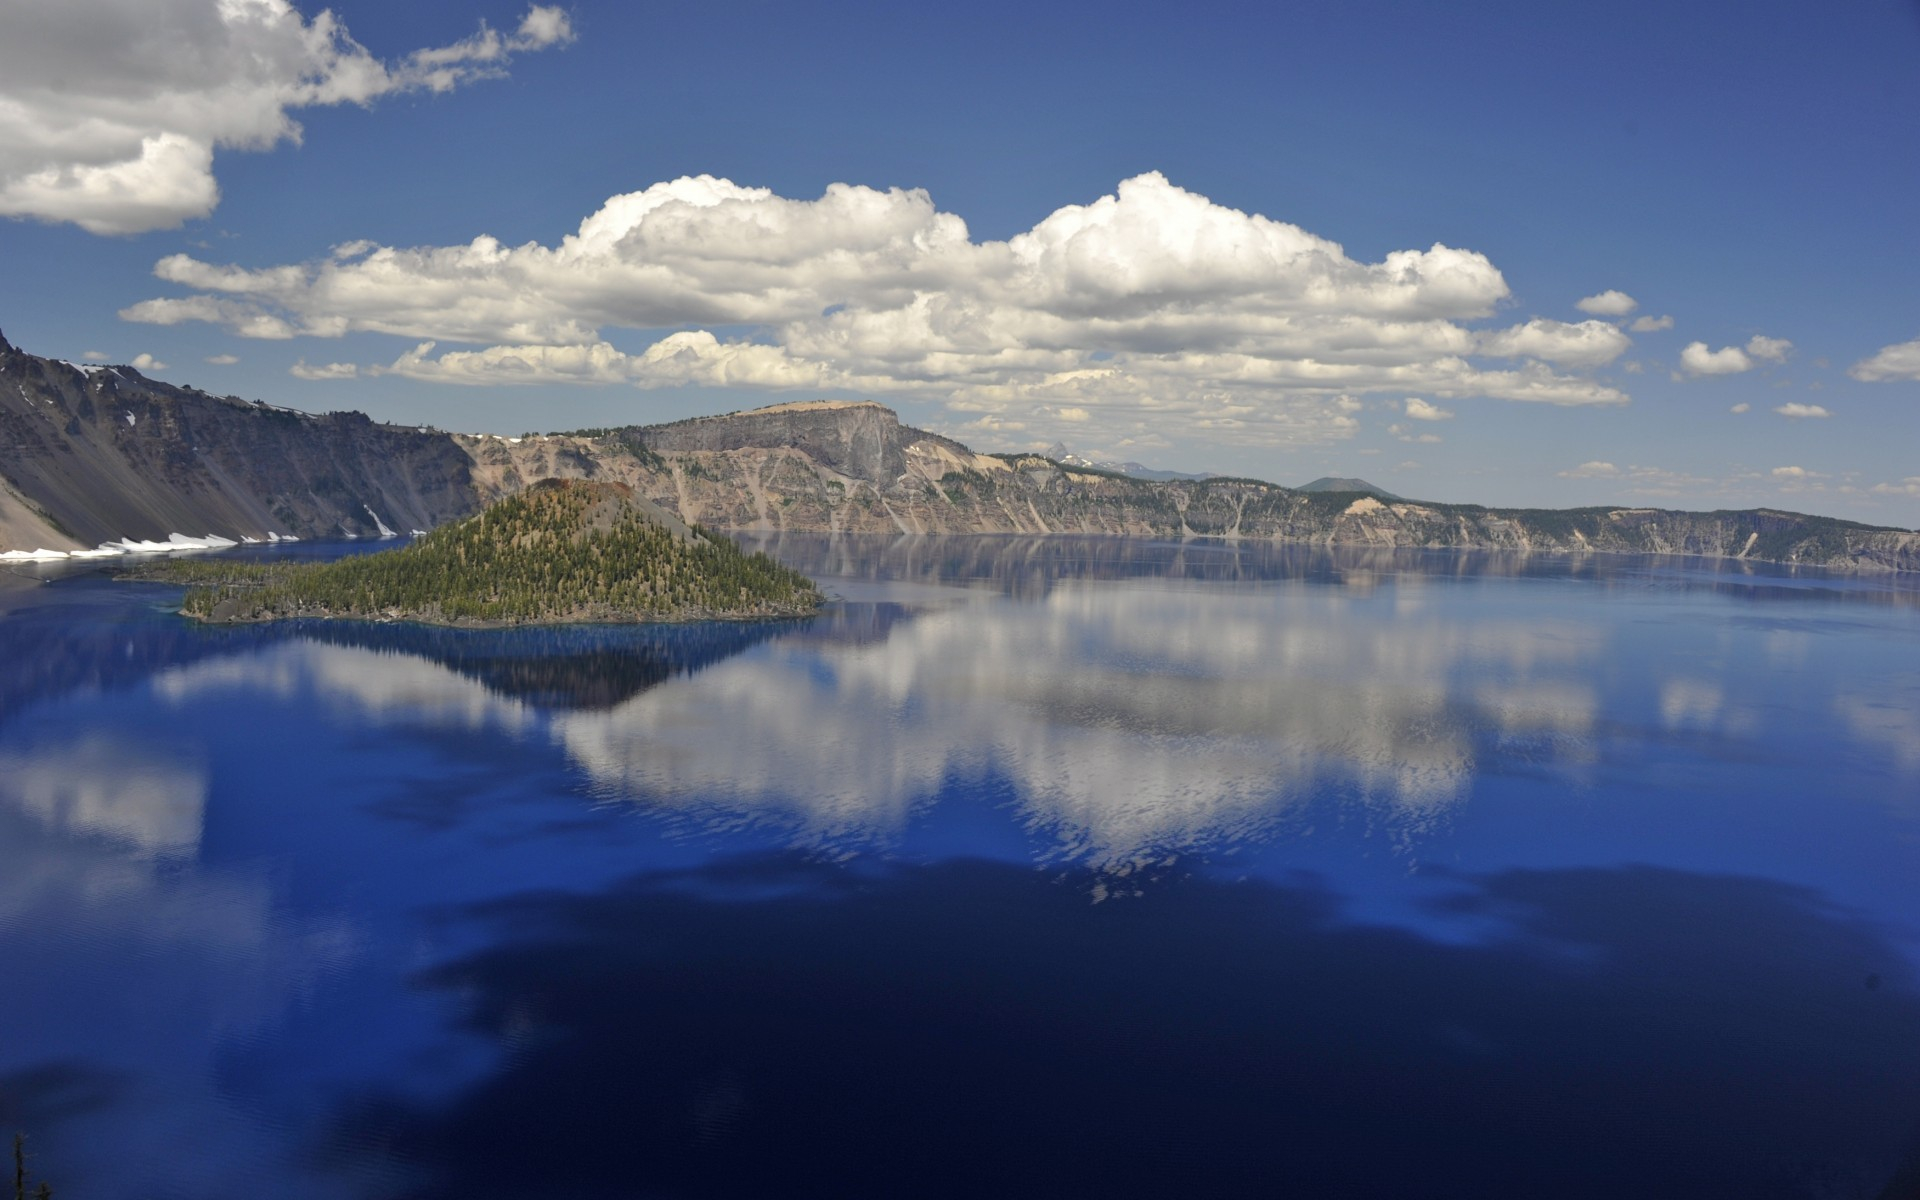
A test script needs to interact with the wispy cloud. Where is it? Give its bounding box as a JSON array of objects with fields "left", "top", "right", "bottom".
[
  {"left": 289, "top": 359, "right": 357, "bottom": 380},
  {"left": 1557, "top": 461, "right": 1619, "bottom": 479}
]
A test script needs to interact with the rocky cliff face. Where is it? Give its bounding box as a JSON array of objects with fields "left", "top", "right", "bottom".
[
  {"left": 0, "top": 330, "right": 478, "bottom": 548},
  {"left": 2, "top": 329, "right": 1915, "bottom": 573},
  {"left": 465, "top": 412, "right": 1920, "bottom": 572}
]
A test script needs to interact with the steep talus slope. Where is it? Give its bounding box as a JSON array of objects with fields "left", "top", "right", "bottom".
[{"left": 0, "top": 330, "right": 477, "bottom": 546}]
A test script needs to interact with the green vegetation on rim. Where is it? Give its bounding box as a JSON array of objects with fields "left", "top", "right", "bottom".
[{"left": 141, "top": 479, "right": 821, "bottom": 626}]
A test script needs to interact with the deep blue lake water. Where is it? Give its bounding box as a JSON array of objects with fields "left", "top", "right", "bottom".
[{"left": 3, "top": 537, "right": 1920, "bottom": 1199}]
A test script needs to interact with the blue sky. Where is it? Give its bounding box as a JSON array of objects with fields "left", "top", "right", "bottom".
[{"left": 2, "top": 0, "right": 1917, "bottom": 521}]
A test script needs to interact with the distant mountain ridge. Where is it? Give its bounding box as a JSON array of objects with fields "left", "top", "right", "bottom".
[
  {"left": 2, "top": 328, "right": 1916, "bottom": 574},
  {"left": 1041, "top": 442, "right": 1214, "bottom": 482},
  {"left": 1297, "top": 477, "right": 1401, "bottom": 500}
]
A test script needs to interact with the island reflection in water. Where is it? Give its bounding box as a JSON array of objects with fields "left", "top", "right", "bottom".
[{"left": 2, "top": 537, "right": 1919, "bottom": 1198}]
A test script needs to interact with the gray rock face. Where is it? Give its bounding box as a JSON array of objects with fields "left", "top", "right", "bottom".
[{"left": 0, "top": 337, "right": 478, "bottom": 544}]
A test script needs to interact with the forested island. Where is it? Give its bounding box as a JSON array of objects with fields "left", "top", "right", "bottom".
[{"left": 129, "top": 479, "right": 821, "bottom": 626}]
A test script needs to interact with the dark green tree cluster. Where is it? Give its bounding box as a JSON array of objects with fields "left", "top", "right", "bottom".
[{"left": 168, "top": 480, "right": 821, "bottom": 625}]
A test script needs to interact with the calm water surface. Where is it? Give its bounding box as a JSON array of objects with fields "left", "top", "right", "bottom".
[{"left": 3, "top": 537, "right": 1919, "bottom": 1199}]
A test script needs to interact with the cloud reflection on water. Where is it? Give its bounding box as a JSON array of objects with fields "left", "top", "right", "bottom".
[
  {"left": 556, "top": 581, "right": 1605, "bottom": 862},
  {"left": 0, "top": 733, "right": 205, "bottom": 857},
  {"left": 0, "top": 739, "right": 356, "bottom": 1200},
  {"left": 95, "top": 548, "right": 1920, "bottom": 871}
]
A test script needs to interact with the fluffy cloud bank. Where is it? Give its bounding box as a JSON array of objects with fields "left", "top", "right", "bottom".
[
  {"left": 1850, "top": 336, "right": 1920, "bottom": 382},
  {"left": 125, "top": 172, "right": 1633, "bottom": 446},
  {"left": 0, "top": 0, "right": 572, "bottom": 234}
]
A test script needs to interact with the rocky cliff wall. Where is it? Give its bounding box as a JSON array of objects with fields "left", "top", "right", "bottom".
[
  {"left": 2, "top": 330, "right": 1914, "bottom": 573},
  {"left": 0, "top": 331, "right": 478, "bottom": 546},
  {"left": 457, "top": 427, "right": 1920, "bottom": 574}
]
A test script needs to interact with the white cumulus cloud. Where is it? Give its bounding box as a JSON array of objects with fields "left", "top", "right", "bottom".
[
  {"left": 1770, "top": 465, "right": 1809, "bottom": 478},
  {"left": 1746, "top": 335, "right": 1792, "bottom": 362},
  {"left": 1628, "top": 314, "right": 1674, "bottom": 333},
  {"left": 129, "top": 352, "right": 166, "bottom": 370},
  {"left": 204, "top": 353, "right": 238, "bottom": 365},
  {"left": 1478, "top": 318, "right": 1630, "bottom": 367},
  {"left": 1403, "top": 397, "right": 1453, "bottom": 421},
  {"left": 1729, "top": 402, "right": 1750, "bottom": 413},
  {"left": 1576, "top": 290, "right": 1637, "bottom": 317},
  {"left": 1679, "top": 341, "right": 1753, "bottom": 376},
  {"left": 1774, "top": 403, "right": 1830, "bottom": 419},
  {"left": 1872, "top": 477, "right": 1920, "bottom": 498},
  {"left": 123, "top": 172, "right": 1632, "bottom": 448},
  {"left": 0, "top": 0, "right": 573, "bottom": 234},
  {"left": 1850, "top": 336, "right": 1920, "bottom": 382}
]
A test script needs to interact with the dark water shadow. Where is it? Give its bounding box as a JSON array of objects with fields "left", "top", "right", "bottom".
[
  {"left": 0, "top": 1062, "right": 125, "bottom": 1130},
  {"left": 325, "top": 858, "right": 1920, "bottom": 1200}
]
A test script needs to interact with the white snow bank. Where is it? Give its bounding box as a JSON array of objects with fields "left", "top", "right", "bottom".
[
  {"left": 6, "top": 531, "right": 255, "bottom": 560},
  {"left": 103, "top": 533, "right": 240, "bottom": 554},
  {"left": 364, "top": 505, "right": 398, "bottom": 539}
]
